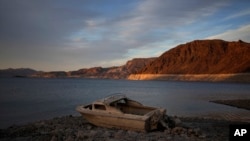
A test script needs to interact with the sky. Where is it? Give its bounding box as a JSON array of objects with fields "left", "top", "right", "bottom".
[{"left": 0, "top": 0, "right": 250, "bottom": 71}]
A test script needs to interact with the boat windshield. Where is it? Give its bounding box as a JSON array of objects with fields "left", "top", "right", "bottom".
[{"left": 103, "top": 94, "right": 127, "bottom": 105}]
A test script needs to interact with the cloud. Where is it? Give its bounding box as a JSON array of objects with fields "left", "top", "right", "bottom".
[
  {"left": 0, "top": 0, "right": 248, "bottom": 71},
  {"left": 223, "top": 9, "right": 250, "bottom": 21},
  {"left": 206, "top": 24, "right": 250, "bottom": 41},
  {"left": 0, "top": 0, "right": 98, "bottom": 45},
  {"left": 109, "top": 0, "right": 229, "bottom": 46},
  {"left": 71, "top": 0, "right": 230, "bottom": 49},
  {"left": 104, "top": 0, "right": 230, "bottom": 57}
]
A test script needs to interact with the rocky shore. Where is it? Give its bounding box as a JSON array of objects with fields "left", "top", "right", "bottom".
[
  {"left": 1, "top": 99, "right": 250, "bottom": 141},
  {"left": 0, "top": 115, "right": 247, "bottom": 141}
]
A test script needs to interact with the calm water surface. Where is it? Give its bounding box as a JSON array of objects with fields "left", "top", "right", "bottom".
[{"left": 0, "top": 78, "right": 250, "bottom": 128}]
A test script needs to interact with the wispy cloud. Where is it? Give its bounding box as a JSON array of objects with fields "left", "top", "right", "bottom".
[
  {"left": 0, "top": 0, "right": 249, "bottom": 71},
  {"left": 206, "top": 24, "right": 250, "bottom": 41},
  {"left": 223, "top": 9, "right": 250, "bottom": 21}
]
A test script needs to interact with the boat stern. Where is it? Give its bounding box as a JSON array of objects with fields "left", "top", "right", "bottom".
[{"left": 145, "top": 108, "right": 166, "bottom": 131}]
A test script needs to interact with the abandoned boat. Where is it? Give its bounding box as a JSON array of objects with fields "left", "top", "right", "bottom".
[{"left": 76, "top": 94, "right": 167, "bottom": 132}]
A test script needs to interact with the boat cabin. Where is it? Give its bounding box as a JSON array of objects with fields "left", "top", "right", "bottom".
[{"left": 84, "top": 95, "right": 156, "bottom": 116}]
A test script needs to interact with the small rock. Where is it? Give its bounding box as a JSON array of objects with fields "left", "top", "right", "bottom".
[
  {"left": 193, "top": 128, "right": 201, "bottom": 136},
  {"left": 64, "top": 128, "right": 75, "bottom": 136},
  {"left": 50, "top": 135, "right": 57, "bottom": 141},
  {"left": 89, "top": 130, "right": 98, "bottom": 137},
  {"left": 127, "top": 130, "right": 133, "bottom": 134},
  {"left": 164, "top": 129, "right": 171, "bottom": 134},
  {"left": 166, "top": 136, "right": 172, "bottom": 140},
  {"left": 65, "top": 136, "right": 75, "bottom": 141},
  {"left": 158, "top": 138, "right": 167, "bottom": 141},
  {"left": 102, "top": 130, "right": 112, "bottom": 137},
  {"left": 76, "top": 130, "right": 87, "bottom": 139},
  {"left": 188, "top": 128, "right": 194, "bottom": 135},
  {"left": 86, "top": 125, "right": 92, "bottom": 130},
  {"left": 172, "top": 127, "right": 185, "bottom": 135},
  {"left": 114, "top": 130, "right": 125, "bottom": 139},
  {"left": 105, "top": 139, "right": 120, "bottom": 141},
  {"left": 167, "top": 116, "right": 182, "bottom": 128},
  {"left": 127, "top": 130, "right": 138, "bottom": 137},
  {"left": 199, "top": 133, "right": 207, "bottom": 138},
  {"left": 12, "top": 137, "right": 31, "bottom": 141}
]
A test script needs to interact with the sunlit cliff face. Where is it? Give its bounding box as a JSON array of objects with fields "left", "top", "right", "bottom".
[{"left": 138, "top": 40, "right": 250, "bottom": 74}]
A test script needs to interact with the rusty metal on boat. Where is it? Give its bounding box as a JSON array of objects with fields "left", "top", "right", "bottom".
[{"left": 76, "top": 94, "right": 167, "bottom": 132}]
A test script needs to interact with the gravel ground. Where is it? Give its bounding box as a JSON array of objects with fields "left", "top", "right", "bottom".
[
  {"left": 0, "top": 115, "right": 248, "bottom": 141},
  {"left": 1, "top": 99, "right": 250, "bottom": 141}
]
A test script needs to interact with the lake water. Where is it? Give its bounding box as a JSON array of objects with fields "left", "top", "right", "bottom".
[{"left": 0, "top": 78, "right": 250, "bottom": 128}]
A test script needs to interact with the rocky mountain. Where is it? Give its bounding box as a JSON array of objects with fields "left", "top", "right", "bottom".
[
  {"left": 69, "top": 58, "right": 156, "bottom": 79},
  {"left": 0, "top": 68, "right": 38, "bottom": 77},
  {"left": 32, "top": 58, "right": 156, "bottom": 79},
  {"left": 32, "top": 71, "right": 68, "bottom": 78},
  {"left": 69, "top": 67, "right": 122, "bottom": 79},
  {"left": 137, "top": 39, "right": 250, "bottom": 74},
  {"left": 2, "top": 39, "right": 250, "bottom": 82}
]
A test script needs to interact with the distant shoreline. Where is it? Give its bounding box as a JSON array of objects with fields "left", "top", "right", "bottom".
[
  {"left": 2, "top": 73, "right": 250, "bottom": 83},
  {"left": 128, "top": 73, "right": 250, "bottom": 83}
]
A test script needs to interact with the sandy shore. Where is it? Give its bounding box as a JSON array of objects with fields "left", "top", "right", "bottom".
[
  {"left": 0, "top": 115, "right": 248, "bottom": 141},
  {"left": 210, "top": 99, "right": 250, "bottom": 111}
]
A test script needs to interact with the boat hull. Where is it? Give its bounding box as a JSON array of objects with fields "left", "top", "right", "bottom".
[
  {"left": 82, "top": 113, "right": 147, "bottom": 132},
  {"left": 77, "top": 106, "right": 165, "bottom": 132}
]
